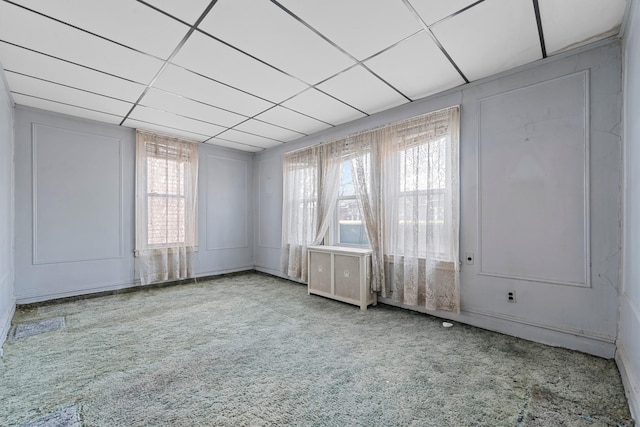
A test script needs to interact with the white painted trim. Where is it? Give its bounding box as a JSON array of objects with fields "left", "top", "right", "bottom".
[
  {"left": 0, "top": 297, "right": 16, "bottom": 355},
  {"left": 378, "top": 296, "right": 616, "bottom": 358},
  {"left": 195, "top": 266, "right": 254, "bottom": 278},
  {"left": 16, "top": 280, "right": 141, "bottom": 304},
  {"left": 476, "top": 70, "right": 591, "bottom": 288},
  {"left": 616, "top": 340, "right": 640, "bottom": 423}
]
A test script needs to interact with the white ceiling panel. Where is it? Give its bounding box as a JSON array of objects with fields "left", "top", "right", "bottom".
[
  {"left": 432, "top": 0, "right": 541, "bottom": 82},
  {"left": 317, "top": 65, "right": 408, "bottom": 115},
  {"left": 13, "top": 0, "right": 189, "bottom": 59},
  {"left": 12, "top": 94, "right": 122, "bottom": 125},
  {"left": 254, "top": 106, "right": 332, "bottom": 135},
  {"left": 407, "top": 0, "right": 480, "bottom": 26},
  {"left": 129, "top": 105, "right": 226, "bottom": 137},
  {"left": 0, "top": 42, "right": 146, "bottom": 103},
  {"left": 153, "top": 64, "right": 273, "bottom": 117},
  {"left": 199, "top": 0, "right": 354, "bottom": 85},
  {"left": 143, "top": 0, "right": 212, "bottom": 25},
  {"left": 282, "top": 89, "right": 366, "bottom": 126},
  {"left": 6, "top": 72, "right": 132, "bottom": 116},
  {"left": 234, "top": 119, "right": 305, "bottom": 142},
  {"left": 123, "top": 119, "right": 210, "bottom": 143},
  {"left": 216, "top": 129, "right": 283, "bottom": 148},
  {"left": 539, "top": 0, "right": 627, "bottom": 55},
  {"left": 0, "top": 2, "right": 164, "bottom": 84},
  {"left": 205, "top": 138, "right": 264, "bottom": 152},
  {"left": 172, "top": 31, "right": 307, "bottom": 103},
  {"left": 139, "top": 88, "right": 246, "bottom": 128},
  {"left": 277, "top": 0, "right": 422, "bottom": 60},
  {"left": 365, "top": 32, "right": 465, "bottom": 101}
]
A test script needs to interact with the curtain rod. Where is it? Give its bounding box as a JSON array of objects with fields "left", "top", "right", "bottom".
[{"left": 283, "top": 105, "right": 460, "bottom": 156}]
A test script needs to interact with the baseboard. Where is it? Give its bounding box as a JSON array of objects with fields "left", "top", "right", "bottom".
[
  {"left": 0, "top": 297, "right": 16, "bottom": 356},
  {"left": 616, "top": 340, "right": 640, "bottom": 423},
  {"left": 378, "top": 297, "right": 616, "bottom": 358}
]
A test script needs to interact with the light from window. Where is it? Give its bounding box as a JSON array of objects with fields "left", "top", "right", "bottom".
[{"left": 337, "top": 159, "right": 369, "bottom": 246}]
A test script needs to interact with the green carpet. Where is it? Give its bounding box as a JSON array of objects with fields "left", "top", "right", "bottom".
[{"left": 0, "top": 273, "right": 633, "bottom": 426}]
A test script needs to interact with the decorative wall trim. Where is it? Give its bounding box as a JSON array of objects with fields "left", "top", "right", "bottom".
[
  {"left": 31, "top": 123, "right": 124, "bottom": 265},
  {"left": 0, "top": 296, "right": 15, "bottom": 356},
  {"left": 257, "top": 158, "right": 282, "bottom": 250},
  {"left": 206, "top": 155, "right": 249, "bottom": 251},
  {"left": 476, "top": 70, "right": 591, "bottom": 288},
  {"left": 616, "top": 340, "right": 640, "bottom": 423}
]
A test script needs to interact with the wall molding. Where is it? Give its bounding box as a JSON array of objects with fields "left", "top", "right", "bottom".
[
  {"left": 616, "top": 340, "right": 640, "bottom": 423},
  {"left": 476, "top": 70, "right": 591, "bottom": 288},
  {"left": 378, "top": 296, "right": 615, "bottom": 358},
  {"left": 0, "top": 296, "right": 16, "bottom": 355},
  {"left": 31, "top": 123, "right": 124, "bottom": 265},
  {"left": 206, "top": 155, "right": 249, "bottom": 251}
]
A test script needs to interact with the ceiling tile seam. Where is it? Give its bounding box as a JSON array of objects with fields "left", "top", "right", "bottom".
[
  {"left": 252, "top": 117, "right": 308, "bottom": 136},
  {"left": 134, "top": 103, "right": 237, "bottom": 130},
  {"left": 123, "top": 117, "right": 212, "bottom": 138},
  {"left": 532, "top": 0, "right": 548, "bottom": 58},
  {"left": 278, "top": 105, "right": 335, "bottom": 127},
  {"left": 119, "top": 0, "right": 221, "bottom": 126},
  {"left": 205, "top": 134, "right": 276, "bottom": 150},
  {"left": 4, "top": 70, "right": 135, "bottom": 104},
  {"left": 211, "top": 124, "right": 290, "bottom": 144},
  {"left": 0, "top": 40, "right": 147, "bottom": 86},
  {"left": 425, "top": 0, "right": 486, "bottom": 28},
  {"left": 11, "top": 91, "right": 123, "bottom": 117},
  {"left": 136, "top": 0, "right": 192, "bottom": 28},
  {"left": 268, "top": 0, "right": 411, "bottom": 107},
  {"left": 2, "top": 0, "right": 172, "bottom": 63},
  {"left": 148, "top": 87, "right": 251, "bottom": 119},
  {"left": 399, "top": 0, "right": 470, "bottom": 84}
]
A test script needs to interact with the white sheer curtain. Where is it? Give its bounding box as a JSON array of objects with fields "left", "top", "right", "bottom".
[
  {"left": 281, "top": 146, "right": 343, "bottom": 282},
  {"left": 383, "top": 107, "right": 460, "bottom": 312},
  {"left": 135, "top": 131, "right": 199, "bottom": 285}
]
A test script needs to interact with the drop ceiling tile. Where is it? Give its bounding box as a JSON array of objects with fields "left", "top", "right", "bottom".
[
  {"left": 277, "top": 0, "right": 421, "bottom": 60},
  {"left": 539, "top": 0, "right": 627, "bottom": 55},
  {"left": 234, "top": 119, "right": 305, "bottom": 142},
  {"left": 123, "top": 119, "right": 210, "bottom": 143},
  {"left": 216, "top": 129, "right": 283, "bottom": 148},
  {"left": 153, "top": 64, "right": 274, "bottom": 117},
  {"left": 317, "top": 65, "right": 408, "bottom": 114},
  {"left": 0, "top": 2, "right": 164, "bottom": 84},
  {"left": 129, "top": 105, "right": 226, "bottom": 136},
  {"left": 198, "top": 0, "right": 354, "bottom": 85},
  {"left": 0, "top": 42, "right": 146, "bottom": 103},
  {"left": 407, "top": 0, "right": 480, "bottom": 25},
  {"left": 12, "top": 94, "right": 122, "bottom": 125},
  {"left": 14, "top": 0, "right": 189, "bottom": 59},
  {"left": 365, "top": 32, "right": 465, "bottom": 100},
  {"left": 282, "top": 89, "right": 366, "bottom": 126},
  {"left": 254, "top": 106, "right": 332, "bottom": 135},
  {"left": 142, "top": 0, "right": 212, "bottom": 25},
  {"left": 172, "top": 31, "right": 307, "bottom": 103},
  {"left": 139, "top": 88, "right": 246, "bottom": 128},
  {"left": 431, "top": 0, "right": 541, "bottom": 81},
  {"left": 205, "top": 138, "right": 264, "bottom": 152},
  {"left": 6, "top": 72, "right": 133, "bottom": 116}
]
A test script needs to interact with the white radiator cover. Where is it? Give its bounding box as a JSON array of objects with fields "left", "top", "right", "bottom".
[{"left": 307, "top": 245, "right": 377, "bottom": 310}]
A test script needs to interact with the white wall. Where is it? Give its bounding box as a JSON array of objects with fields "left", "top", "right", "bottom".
[
  {"left": 255, "top": 40, "right": 623, "bottom": 358},
  {"left": 0, "top": 62, "right": 15, "bottom": 352},
  {"left": 13, "top": 106, "right": 254, "bottom": 303},
  {"left": 620, "top": 0, "right": 640, "bottom": 420}
]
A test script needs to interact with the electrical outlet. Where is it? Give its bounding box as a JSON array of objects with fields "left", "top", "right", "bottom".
[
  {"left": 465, "top": 253, "right": 474, "bottom": 265},
  {"left": 507, "top": 291, "right": 516, "bottom": 303}
]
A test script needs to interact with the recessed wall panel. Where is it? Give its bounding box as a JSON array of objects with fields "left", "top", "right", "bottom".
[
  {"left": 206, "top": 155, "right": 248, "bottom": 250},
  {"left": 478, "top": 71, "right": 589, "bottom": 286},
  {"left": 33, "top": 124, "right": 122, "bottom": 264},
  {"left": 258, "top": 157, "right": 282, "bottom": 249}
]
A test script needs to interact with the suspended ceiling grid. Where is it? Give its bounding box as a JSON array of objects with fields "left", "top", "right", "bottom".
[{"left": 0, "top": 0, "right": 629, "bottom": 152}]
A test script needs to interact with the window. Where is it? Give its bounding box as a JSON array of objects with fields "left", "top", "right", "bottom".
[
  {"left": 336, "top": 159, "right": 369, "bottom": 246},
  {"left": 135, "top": 131, "right": 199, "bottom": 285}
]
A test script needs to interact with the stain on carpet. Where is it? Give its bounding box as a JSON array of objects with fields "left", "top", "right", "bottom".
[
  {"left": 525, "top": 386, "right": 634, "bottom": 426},
  {"left": 19, "top": 405, "right": 81, "bottom": 427},
  {"left": 10, "top": 317, "right": 65, "bottom": 341}
]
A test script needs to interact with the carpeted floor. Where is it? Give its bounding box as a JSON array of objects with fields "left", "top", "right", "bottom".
[{"left": 0, "top": 272, "right": 633, "bottom": 426}]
